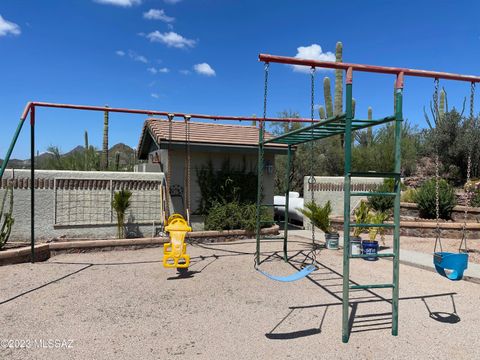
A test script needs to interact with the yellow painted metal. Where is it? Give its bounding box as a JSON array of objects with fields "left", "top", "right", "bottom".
[{"left": 163, "top": 214, "right": 191, "bottom": 268}]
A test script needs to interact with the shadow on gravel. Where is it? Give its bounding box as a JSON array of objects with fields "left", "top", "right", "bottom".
[
  {"left": 275, "top": 251, "right": 460, "bottom": 340},
  {"left": 422, "top": 294, "right": 461, "bottom": 324},
  {"left": 266, "top": 306, "right": 329, "bottom": 340},
  {"left": 0, "top": 264, "right": 93, "bottom": 306}
]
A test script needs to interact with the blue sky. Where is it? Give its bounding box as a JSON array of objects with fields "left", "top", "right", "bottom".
[{"left": 1, "top": 0, "right": 480, "bottom": 158}]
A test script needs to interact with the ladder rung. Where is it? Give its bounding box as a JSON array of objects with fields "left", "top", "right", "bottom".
[
  {"left": 350, "top": 253, "right": 395, "bottom": 259},
  {"left": 350, "top": 192, "right": 396, "bottom": 197},
  {"left": 349, "top": 172, "right": 401, "bottom": 178},
  {"left": 349, "top": 223, "right": 395, "bottom": 228},
  {"left": 350, "top": 283, "right": 394, "bottom": 290}
]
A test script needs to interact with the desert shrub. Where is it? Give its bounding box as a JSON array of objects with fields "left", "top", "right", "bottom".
[
  {"left": 368, "top": 179, "right": 404, "bottom": 213},
  {"left": 196, "top": 160, "right": 257, "bottom": 215},
  {"left": 204, "top": 202, "right": 272, "bottom": 232},
  {"left": 414, "top": 179, "right": 456, "bottom": 219},
  {"left": 401, "top": 188, "right": 418, "bottom": 203},
  {"left": 470, "top": 190, "right": 480, "bottom": 208}
]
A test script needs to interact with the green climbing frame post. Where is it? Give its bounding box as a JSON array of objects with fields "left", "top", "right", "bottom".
[
  {"left": 283, "top": 145, "right": 292, "bottom": 262},
  {"left": 342, "top": 77, "right": 354, "bottom": 343},
  {"left": 392, "top": 76, "right": 403, "bottom": 336}
]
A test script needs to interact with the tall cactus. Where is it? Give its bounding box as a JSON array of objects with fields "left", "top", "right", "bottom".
[
  {"left": 84, "top": 130, "right": 89, "bottom": 171},
  {"left": 367, "top": 107, "right": 373, "bottom": 146},
  {"left": 102, "top": 106, "right": 109, "bottom": 170},
  {"left": 334, "top": 42, "right": 343, "bottom": 116},
  {"left": 115, "top": 152, "right": 120, "bottom": 171},
  {"left": 319, "top": 106, "right": 326, "bottom": 120},
  {"left": 323, "top": 77, "right": 333, "bottom": 117},
  {"left": 439, "top": 89, "right": 446, "bottom": 121}
]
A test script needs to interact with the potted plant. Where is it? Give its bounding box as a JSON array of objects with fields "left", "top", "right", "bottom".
[
  {"left": 362, "top": 212, "right": 388, "bottom": 261},
  {"left": 300, "top": 201, "right": 339, "bottom": 250},
  {"left": 351, "top": 201, "right": 369, "bottom": 256}
]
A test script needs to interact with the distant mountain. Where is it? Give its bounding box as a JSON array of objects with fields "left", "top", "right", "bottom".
[{"left": 0, "top": 143, "right": 137, "bottom": 170}]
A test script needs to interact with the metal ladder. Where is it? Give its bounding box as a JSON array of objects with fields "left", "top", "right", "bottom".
[{"left": 341, "top": 81, "right": 403, "bottom": 343}]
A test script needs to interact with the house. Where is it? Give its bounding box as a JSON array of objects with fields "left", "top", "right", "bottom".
[{"left": 136, "top": 118, "right": 288, "bottom": 221}]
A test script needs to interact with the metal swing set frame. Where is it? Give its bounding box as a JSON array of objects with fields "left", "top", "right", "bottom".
[
  {"left": 255, "top": 53, "right": 480, "bottom": 343},
  {"left": 0, "top": 53, "right": 479, "bottom": 344}
]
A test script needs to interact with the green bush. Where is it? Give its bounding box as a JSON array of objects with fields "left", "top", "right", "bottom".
[
  {"left": 204, "top": 202, "right": 272, "bottom": 232},
  {"left": 470, "top": 190, "right": 480, "bottom": 208},
  {"left": 367, "top": 178, "right": 404, "bottom": 213},
  {"left": 401, "top": 188, "right": 418, "bottom": 203},
  {"left": 414, "top": 179, "right": 456, "bottom": 219},
  {"left": 196, "top": 160, "right": 257, "bottom": 215}
]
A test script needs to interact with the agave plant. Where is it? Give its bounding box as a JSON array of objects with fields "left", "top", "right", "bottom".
[
  {"left": 112, "top": 189, "right": 132, "bottom": 239},
  {"left": 0, "top": 184, "right": 14, "bottom": 250},
  {"left": 299, "top": 200, "right": 335, "bottom": 234}
]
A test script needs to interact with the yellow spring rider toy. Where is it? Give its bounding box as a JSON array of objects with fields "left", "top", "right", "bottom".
[{"left": 163, "top": 214, "right": 191, "bottom": 270}]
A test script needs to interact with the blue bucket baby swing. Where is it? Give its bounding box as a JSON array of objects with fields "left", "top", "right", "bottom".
[{"left": 430, "top": 79, "right": 473, "bottom": 281}]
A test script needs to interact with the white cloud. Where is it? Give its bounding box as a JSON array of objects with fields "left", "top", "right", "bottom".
[
  {"left": 151, "top": 93, "right": 160, "bottom": 99},
  {"left": 143, "top": 9, "right": 174, "bottom": 22},
  {"left": 164, "top": 0, "right": 182, "bottom": 4},
  {"left": 194, "top": 63, "right": 216, "bottom": 77},
  {"left": 146, "top": 31, "right": 195, "bottom": 49},
  {"left": 0, "top": 15, "right": 21, "bottom": 37},
  {"left": 128, "top": 50, "right": 148, "bottom": 63},
  {"left": 179, "top": 69, "right": 190, "bottom": 75},
  {"left": 94, "top": 0, "right": 141, "bottom": 7},
  {"left": 292, "top": 44, "right": 335, "bottom": 73},
  {"left": 115, "top": 50, "right": 126, "bottom": 56},
  {"left": 147, "top": 67, "right": 169, "bottom": 74}
]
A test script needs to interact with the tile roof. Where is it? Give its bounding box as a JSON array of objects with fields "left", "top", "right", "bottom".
[{"left": 138, "top": 118, "right": 286, "bottom": 151}]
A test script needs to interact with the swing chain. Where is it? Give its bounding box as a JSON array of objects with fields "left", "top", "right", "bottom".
[
  {"left": 310, "top": 66, "right": 317, "bottom": 263},
  {"left": 254, "top": 63, "right": 269, "bottom": 269},
  {"left": 433, "top": 78, "right": 442, "bottom": 252},
  {"left": 460, "top": 82, "right": 475, "bottom": 252}
]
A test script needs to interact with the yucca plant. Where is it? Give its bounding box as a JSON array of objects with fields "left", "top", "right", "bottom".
[
  {"left": 299, "top": 200, "right": 335, "bottom": 234},
  {"left": 352, "top": 200, "right": 369, "bottom": 237},
  {"left": 112, "top": 189, "right": 132, "bottom": 239}
]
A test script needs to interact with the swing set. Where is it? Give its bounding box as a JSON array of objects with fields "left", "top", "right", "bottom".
[
  {"left": 254, "top": 53, "right": 480, "bottom": 343},
  {"left": 0, "top": 52, "right": 479, "bottom": 343}
]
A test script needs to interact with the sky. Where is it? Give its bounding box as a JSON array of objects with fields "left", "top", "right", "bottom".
[{"left": 1, "top": 0, "right": 480, "bottom": 158}]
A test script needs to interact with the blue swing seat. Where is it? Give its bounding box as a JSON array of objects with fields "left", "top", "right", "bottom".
[
  {"left": 257, "top": 264, "right": 317, "bottom": 282},
  {"left": 433, "top": 252, "right": 468, "bottom": 281}
]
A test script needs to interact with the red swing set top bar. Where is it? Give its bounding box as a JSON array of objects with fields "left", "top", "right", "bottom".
[
  {"left": 259, "top": 54, "right": 480, "bottom": 84},
  {"left": 20, "top": 101, "right": 315, "bottom": 123}
]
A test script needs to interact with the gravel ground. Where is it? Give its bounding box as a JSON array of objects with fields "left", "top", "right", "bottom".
[
  {"left": 375, "top": 234, "right": 480, "bottom": 264},
  {"left": 1, "top": 238, "right": 479, "bottom": 360}
]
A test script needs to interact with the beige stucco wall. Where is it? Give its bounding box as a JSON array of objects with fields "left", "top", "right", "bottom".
[{"left": 145, "top": 147, "right": 274, "bottom": 215}]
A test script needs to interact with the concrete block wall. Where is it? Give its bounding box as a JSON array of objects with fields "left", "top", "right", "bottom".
[
  {"left": 303, "top": 176, "right": 384, "bottom": 230},
  {"left": 0, "top": 169, "right": 165, "bottom": 241}
]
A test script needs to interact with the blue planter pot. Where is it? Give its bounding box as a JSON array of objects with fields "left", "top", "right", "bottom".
[{"left": 362, "top": 240, "right": 379, "bottom": 261}]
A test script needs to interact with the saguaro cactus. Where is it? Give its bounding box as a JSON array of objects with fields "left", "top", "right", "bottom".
[
  {"left": 102, "top": 107, "right": 109, "bottom": 170},
  {"left": 84, "top": 130, "right": 89, "bottom": 171},
  {"left": 115, "top": 152, "right": 120, "bottom": 171},
  {"left": 367, "top": 107, "right": 373, "bottom": 146},
  {"left": 334, "top": 42, "right": 343, "bottom": 116},
  {"left": 324, "top": 77, "right": 333, "bottom": 118},
  {"left": 439, "top": 89, "right": 446, "bottom": 121},
  {"left": 319, "top": 106, "right": 326, "bottom": 120}
]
